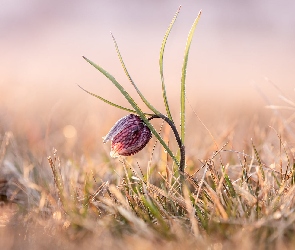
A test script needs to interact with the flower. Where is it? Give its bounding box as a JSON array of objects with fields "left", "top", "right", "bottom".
[{"left": 103, "top": 114, "right": 152, "bottom": 158}]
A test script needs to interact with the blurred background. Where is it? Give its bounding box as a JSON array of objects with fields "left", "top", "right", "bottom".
[{"left": 1, "top": 0, "right": 295, "bottom": 161}]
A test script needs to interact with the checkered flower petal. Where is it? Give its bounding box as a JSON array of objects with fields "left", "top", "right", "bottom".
[{"left": 103, "top": 114, "right": 152, "bottom": 158}]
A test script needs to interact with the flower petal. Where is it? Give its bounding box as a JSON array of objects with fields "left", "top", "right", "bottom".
[
  {"left": 104, "top": 114, "right": 152, "bottom": 157},
  {"left": 103, "top": 114, "right": 133, "bottom": 143}
]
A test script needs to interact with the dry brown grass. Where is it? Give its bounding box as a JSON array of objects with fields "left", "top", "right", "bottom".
[{"left": 1, "top": 94, "right": 295, "bottom": 249}]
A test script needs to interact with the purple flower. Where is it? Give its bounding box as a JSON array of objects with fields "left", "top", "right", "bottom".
[{"left": 103, "top": 114, "right": 152, "bottom": 158}]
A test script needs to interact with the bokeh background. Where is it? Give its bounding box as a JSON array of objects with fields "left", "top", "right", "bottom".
[{"left": 1, "top": 0, "right": 295, "bottom": 161}]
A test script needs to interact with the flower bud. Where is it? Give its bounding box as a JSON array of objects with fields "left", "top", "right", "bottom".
[{"left": 103, "top": 114, "right": 152, "bottom": 157}]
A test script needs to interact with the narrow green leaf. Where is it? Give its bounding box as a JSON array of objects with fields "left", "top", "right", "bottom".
[
  {"left": 141, "top": 195, "right": 169, "bottom": 231},
  {"left": 78, "top": 84, "right": 137, "bottom": 113},
  {"left": 111, "top": 33, "right": 160, "bottom": 115},
  {"left": 180, "top": 11, "right": 202, "bottom": 144},
  {"left": 159, "top": 6, "right": 181, "bottom": 122},
  {"left": 195, "top": 204, "right": 207, "bottom": 229},
  {"left": 222, "top": 166, "right": 237, "bottom": 198},
  {"left": 251, "top": 139, "right": 265, "bottom": 181},
  {"left": 83, "top": 56, "right": 179, "bottom": 166}
]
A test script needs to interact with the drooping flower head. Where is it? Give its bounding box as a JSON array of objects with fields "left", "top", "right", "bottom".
[{"left": 103, "top": 114, "right": 152, "bottom": 158}]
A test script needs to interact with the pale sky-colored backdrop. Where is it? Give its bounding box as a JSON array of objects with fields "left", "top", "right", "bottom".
[
  {"left": 1, "top": 1, "right": 295, "bottom": 100},
  {"left": 1, "top": 1, "right": 295, "bottom": 156}
]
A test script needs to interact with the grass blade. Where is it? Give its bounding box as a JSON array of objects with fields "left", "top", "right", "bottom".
[
  {"left": 141, "top": 195, "right": 169, "bottom": 231},
  {"left": 251, "top": 139, "right": 265, "bottom": 181},
  {"left": 78, "top": 84, "right": 137, "bottom": 113},
  {"left": 111, "top": 33, "right": 160, "bottom": 115},
  {"left": 222, "top": 165, "right": 237, "bottom": 198},
  {"left": 180, "top": 11, "right": 202, "bottom": 144},
  {"left": 159, "top": 6, "right": 181, "bottom": 122},
  {"left": 83, "top": 56, "right": 179, "bottom": 166}
]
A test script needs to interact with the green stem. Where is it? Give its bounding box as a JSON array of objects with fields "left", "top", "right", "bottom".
[{"left": 148, "top": 114, "right": 185, "bottom": 183}]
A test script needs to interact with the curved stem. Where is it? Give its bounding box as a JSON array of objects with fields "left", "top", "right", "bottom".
[{"left": 148, "top": 114, "right": 185, "bottom": 180}]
